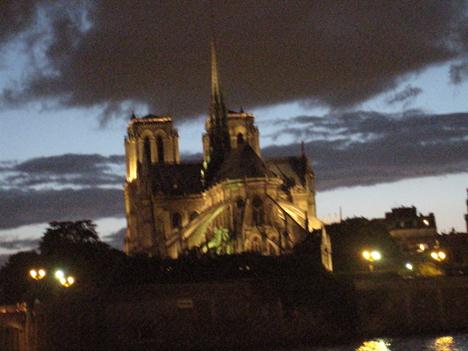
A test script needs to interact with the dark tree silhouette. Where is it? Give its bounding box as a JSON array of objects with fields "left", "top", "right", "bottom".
[
  {"left": 0, "top": 220, "right": 125, "bottom": 304},
  {"left": 0, "top": 251, "right": 41, "bottom": 304},
  {"left": 39, "top": 220, "right": 100, "bottom": 256}
]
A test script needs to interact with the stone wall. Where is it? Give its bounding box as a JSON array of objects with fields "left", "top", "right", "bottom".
[{"left": 7, "top": 276, "right": 468, "bottom": 350}]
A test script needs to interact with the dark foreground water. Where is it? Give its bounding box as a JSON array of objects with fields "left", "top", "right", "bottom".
[{"left": 260, "top": 334, "right": 468, "bottom": 351}]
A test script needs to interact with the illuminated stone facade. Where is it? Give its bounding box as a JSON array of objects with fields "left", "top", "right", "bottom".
[{"left": 124, "top": 42, "right": 332, "bottom": 271}]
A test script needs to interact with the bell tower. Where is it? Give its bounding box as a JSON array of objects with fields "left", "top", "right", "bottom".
[
  {"left": 125, "top": 114, "right": 180, "bottom": 182},
  {"left": 124, "top": 114, "right": 179, "bottom": 256}
]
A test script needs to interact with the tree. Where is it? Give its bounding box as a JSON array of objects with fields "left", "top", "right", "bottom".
[
  {"left": 0, "top": 251, "right": 41, "bottom": 304},
  {"left": 0, "top": 220, "right": 125, "bottom": 303},
  {"left": 39, "top": 220, "right": 101, "bottom": 256}
]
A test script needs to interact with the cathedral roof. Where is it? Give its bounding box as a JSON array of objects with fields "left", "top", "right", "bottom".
[
  {"left": 151, "top": 163, "right": 203, "bottom": 195},
  {"left": 266, "top": 156, "right": 313, "bottom": 187},
  {"left": 214, "top": 143, "right": 274, "bottom": 182}
]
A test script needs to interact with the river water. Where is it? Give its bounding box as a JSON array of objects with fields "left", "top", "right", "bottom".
[{"left": 264, "top": 334, "right": 468, "bottom": 351}]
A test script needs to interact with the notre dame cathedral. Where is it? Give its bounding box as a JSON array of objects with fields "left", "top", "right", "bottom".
[{"left": 123, "top": 41, "right": 332, "bottom": 271}]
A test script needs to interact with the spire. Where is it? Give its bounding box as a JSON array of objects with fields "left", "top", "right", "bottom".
[
  {"left": 211, "top": 39, "right": 221, "bottom": 102},
  {"left": 205, "top": 19, "right": 231, "bottom": 184}
]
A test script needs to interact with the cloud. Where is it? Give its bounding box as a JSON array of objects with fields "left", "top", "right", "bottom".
[
  {"left": 0, "top": 154, "right": 124, "bottom": 190},
  {"left": 0, "top": 238, "right": 38, "bottom": 251},
  {"left": 0, "top": 1, "right": 467, "bottom": 121},
  {"left": 386, "top": 85, "right": 422, "bottom": 105},
  {"left": 0, "top": 188, "right": 124, "bottom": 229},
  {"left": 450, "top": 61, "right": 468, "bottom": 84},
  {"left": 0, "top": 110, "right": 467, "bottom": 229},
  {"left": 263, "top": 111, "right": 468, "bottom": 190}
]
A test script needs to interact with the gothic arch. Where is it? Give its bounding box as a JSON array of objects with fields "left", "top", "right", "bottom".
[
  {"left": 153, "top": 129, "right": 169, "bottom": 163},
  {"left": 172, "top": 212, "right": 182, "bottom": 230},
  {"left": 237, "top": 132, "right": 244, "bottom": 145},
  {"left": 143, "top": 137, "right": 152, "bottom": 165},
  {"left": 252, "top": 195, "right": 264, "bottom": 225},
  {"left": 139, "top": 130, "right": 155, "bottom": 163},
  {"left": 156, "top": 135, "right": 164, "bottom": 163},
  {"left": 140, "top": 129, "right": 155, "bottom": 139}
]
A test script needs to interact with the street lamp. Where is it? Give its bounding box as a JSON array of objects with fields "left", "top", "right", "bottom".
[
  {"left": 29, "top": 268, "right": 46, "bottom": 280},
  {"left": 58, "top": 276, "right": 75, "bottom": 288},
  {"left": 362, "top": 250, "right": 382, "bottom": 272},
  {"left": 430, "top": 250, "right": 446, "bottom": 262},
  {"left": 54, "top": 269, "right": 75, "bottom": 288}
]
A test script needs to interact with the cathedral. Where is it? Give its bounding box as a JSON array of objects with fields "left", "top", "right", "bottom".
[{"left": 123, "top": 41, "right": 332, "bottom": 271}]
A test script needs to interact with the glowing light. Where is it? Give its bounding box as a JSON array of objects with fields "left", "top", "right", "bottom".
[
  {"left": 55, "top": 270, "right": 65, "bottom": 280},
  {"left": 431, "top": 251, "right": 447, "bottom": 261},
  {"left": 405, "top": 263, "right": 413, "bottom": 271},
  {"left": 371, "top": 251, "right": 382, "bottom": 261},
  {"left": 434, "top": 336, "right": 454, "bottom": 351},
  {"left": 357, "top": 339, "right": 391, "bottom": 351},
  {"left": 362, "top": 250, "right": 381, "bottom": 262},
  {"left": 38, "top": 269, "right": 46, "bottom": 279},
  {"left": 29, "top": 268, "right": 46, "bottom": 280},
  {"left": 418, "top": 243, "right": 427, "bottom": 252},
  {"left": 59, "top": 275, "right": 75, "bottom": 287},
  {"left": 362, "top": 250, "right": 371, "bottom": 260},
  {"left": 423, "top": 219, "right": 430, "bottom": 226}
]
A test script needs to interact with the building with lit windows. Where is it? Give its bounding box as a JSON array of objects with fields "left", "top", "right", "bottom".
[
  {"left": 123, "top": 41, "right": 332, "bottom": 271},
  {"left": 375, "top": 206, "right": 438, "bottom": 252}
]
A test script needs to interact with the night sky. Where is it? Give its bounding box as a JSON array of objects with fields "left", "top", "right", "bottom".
[{"left": 1, "top": 1, "right": 467, "bottom": 262}]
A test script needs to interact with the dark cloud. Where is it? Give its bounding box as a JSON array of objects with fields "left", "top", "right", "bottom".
[
  {"left": 0, "top": 1, "right": 467, "bottom": 121},
  {"left": 450, "top": 61, "right": 468, "bottom": 84},
  {"left": 263, "top": 111, "right": 468, "bottom": 190},
  {"left": 1, "top": 154, "right": 124, "bottom": 189},
  {"left": 16, "top": 154, "right": 122, "bottom": 174},
  {"left": 0, "top": 188, "right": 123, "bottom": 229},
  {"left": 0, "top": 238, "right": 38, "bottom": 251},
  {"left": 0, "top": 0, "right": 41, "bottom": 44},
  {"left": 386, "top": 85, "right": 422, "bottom": 105}
]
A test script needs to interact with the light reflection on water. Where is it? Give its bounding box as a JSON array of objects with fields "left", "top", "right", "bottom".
[{"left": 265, "top": 334, "right": 468, "bottom": 351}]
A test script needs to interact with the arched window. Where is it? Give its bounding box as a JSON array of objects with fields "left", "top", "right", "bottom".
[
  {"left": 237, "top": 133, "right": 244, "bottom": 145},
  {"left": 236, "top": 198, "right": 245, "bottom": 209},
  {"left": 172, "top": 212, "right": 182, "bottom": 230},
  {"left": 156, "top": 136, "right": 164, "bottom": 163},
  {"left": 252, "top": 196, "right": 264, "bottom": 225},
  {"left": 143, "top": 138, "right": 152, "bottom": 165}
]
